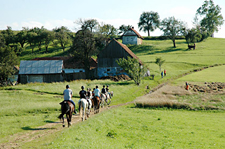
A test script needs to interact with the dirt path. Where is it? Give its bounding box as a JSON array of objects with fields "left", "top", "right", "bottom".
[{"left": 0, "top": 101, "right": 134, "bottom": 149}]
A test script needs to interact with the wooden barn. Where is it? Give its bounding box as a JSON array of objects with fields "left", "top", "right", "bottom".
[
  {"left": 122, "top": 27, "right": 143, "bottom": 45},
  {"left": 97, "top": 38, "right": 142, "bottom": 78},
  {"left": 19, "top": 60, "right": 64, "bottom": 84}
]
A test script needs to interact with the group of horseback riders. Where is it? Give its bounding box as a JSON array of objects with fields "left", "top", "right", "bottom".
[{"left": 63, "top": 84, "right": 111, "bottom": 114}]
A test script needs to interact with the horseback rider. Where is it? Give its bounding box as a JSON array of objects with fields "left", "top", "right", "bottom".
[
  {"left": 93, "top": 85, "right": 101, "bottom": 99},
  {"left": 106, "top": 85, "right": 111, "bottom": 98},
  {"left": 63, "top": 85, "right": 76, "bottom": 114},
  {"left": 101, "top": 85, "right": 106, "bottom": 97},
  {"left": 79, "top": 86, "right": 86, "bottom": 99}
]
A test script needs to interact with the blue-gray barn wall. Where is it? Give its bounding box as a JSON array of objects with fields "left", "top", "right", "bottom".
[{"left": 97, "top": 67, "right": 127, "bottom": 78}]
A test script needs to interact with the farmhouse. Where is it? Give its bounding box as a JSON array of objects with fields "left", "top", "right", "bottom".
[
  {"left": 19, "top": 60, "right": 64, "bottom": 83},
  {"left": 97, "top": 38, "right": 142, "bottom": 78},
  {"left": 122, "top": 27, "right": 143, "bottom": 45}
]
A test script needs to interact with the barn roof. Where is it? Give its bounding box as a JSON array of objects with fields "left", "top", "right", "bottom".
[
  {"left": 113, "top": 39, "right": 143, "bottom": 65},
  {"left": 33, "top": 56, "right": 97, "bottom": 70},
  {"left": 121, "top": 27, "right": 143, "bottom": 39},
  {"left": 19, "top": 60, "right": 63, "bottom": 74}
]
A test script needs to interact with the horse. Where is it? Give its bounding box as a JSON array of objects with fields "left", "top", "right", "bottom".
[
  {"left": 92, "top": 96, "right": 101, "bottom": 114},
  {"left": 58, "top": 100, "right": 74, "bottom": 127},
  {"left": 78, "top": 98, "right": 92, "bottom": 121},
  {"left": 101, "top": 91, "right": 113, "bottom": 107}
]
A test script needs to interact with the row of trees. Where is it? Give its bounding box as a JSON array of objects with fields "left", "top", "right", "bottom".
[{"left": 138, "top": 0, "right": 224, "bottom": 47}]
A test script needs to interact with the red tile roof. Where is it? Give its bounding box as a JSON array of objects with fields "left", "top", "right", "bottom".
[
  {"left": 113, "top": 39, "right": 143, "bottom": 65},
  {"left": 122, "top": 27, "right": 144, "bottom": 39}
]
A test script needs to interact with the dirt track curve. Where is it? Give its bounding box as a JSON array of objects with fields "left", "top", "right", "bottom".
[{"left": 0, "top": 101, "right": 135, "bottom": 149}]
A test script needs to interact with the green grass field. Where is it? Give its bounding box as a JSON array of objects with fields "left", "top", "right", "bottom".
[{"left": 1, "top": 37, "right": 225, "bottom": 148}]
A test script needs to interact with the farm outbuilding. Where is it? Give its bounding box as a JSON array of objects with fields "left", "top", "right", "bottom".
[
  {"left": 122, "top": 27, "right": 143, "bottom": 45},
  {"left": 97, "top": 38, "right": 142, "bottom": 78},
  {"left": 19, "top": 60, "right": 64, "bottom": 84}
]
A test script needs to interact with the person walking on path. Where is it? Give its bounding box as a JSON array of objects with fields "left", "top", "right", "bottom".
[
  {"left": 164, "top": 69, "right": 166, "bottom": 76},
  {"left": 161, "top": 71, "right": 164, "bottom": 78}
]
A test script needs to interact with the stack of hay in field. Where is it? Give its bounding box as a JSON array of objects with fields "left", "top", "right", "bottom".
[{"left": 189, "top": 82, "right": 225, "bottom": 94}]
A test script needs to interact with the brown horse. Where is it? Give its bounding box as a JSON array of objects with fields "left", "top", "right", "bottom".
[
  {"left": 58, "top": 100, "right": 74, "bottom": 127},
  {"left": 92, "top": 96, "right": 101, "bottom": 114}
]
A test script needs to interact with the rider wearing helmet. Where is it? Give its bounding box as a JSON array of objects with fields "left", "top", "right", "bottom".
[
  {"left": 101, "top": 85, "right": 106, "bottom": 94},
  {"left": 106, "top": 85, "right": 111, "bottom": 98},
  {"left": 79, "top": 86, "right": 86, "bottom": 99},
  {"left": 63, "top": 85, "right": 76, "bottom": 114}
]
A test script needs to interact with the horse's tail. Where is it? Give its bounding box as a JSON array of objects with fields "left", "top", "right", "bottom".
[{"left": 79, "top": 101, "right": 82, "bottom": 117}]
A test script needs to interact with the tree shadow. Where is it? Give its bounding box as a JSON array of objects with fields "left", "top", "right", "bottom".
[{"left": 22, "top": 126, "right": 56, "bottom": 130}]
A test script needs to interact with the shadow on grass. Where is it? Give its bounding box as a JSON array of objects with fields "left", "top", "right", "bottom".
[{"left": 22, "top": 126, "right": 56, "bottom": 131}]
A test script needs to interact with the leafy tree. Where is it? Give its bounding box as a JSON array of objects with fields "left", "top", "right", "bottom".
[
  {"left": 54, "top": 26, "right": 71, "bottom": 51},
  {"left": 27, "top": 30, "right": 37, "bottom": 53},
  {"left": 42, "top": 29, "right": 55, "bottom": 52},
  {"left": 155, "top": 57, "right": 165, "bottom": 71},
  {"left": 118, "top": 24, "right": 133, "bottom": 34},
  {"left": 116, "top": 57, "right": 146, "bottom": 85},
  {"left": 185, "top": 28, "right": 202, "bottom": 45},
  {"left": 76, "top": 19, "right": 99, "bottom": 32},
  {"left": 15, "top": 27, "right": 28, "bottom": 51},
  {"left": 98, "top": 23, "right": 117, "bottom": 38},
  {"left": 1, "top": 26, "right": 15, "bottom": 46},
  {"left": 0, "top": 42, "right": 19, "bottom": 83},
  {"left": 138, "top": 11, "right": 160, "bottom": 37},
  {"left": 160, "top": 17, "right": 186, "bottom": 47},
  {"left": 70, "top": 29, "right": 105, "bottom": 78},
  {"left": 196, "top": 0, "right": 224, "bottom": 37}
]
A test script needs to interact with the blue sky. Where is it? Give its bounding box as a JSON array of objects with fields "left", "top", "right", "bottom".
[{"left": 1, "top": 0, "right": 225, "bottom": 38}]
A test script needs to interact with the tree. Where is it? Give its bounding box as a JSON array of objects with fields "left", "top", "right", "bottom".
[
  {"left": 160, "top": 17, "right": 186, "bottom": 47},
  {"left": 116, "top": 57, "right": 146, "bottom": 85},
  {"left": 196, "top": 0, "right": 224, "bottom": 37},
  {"left": 54, "top": 26, "right": 71, "bottom": 51},
  {"left": 0, "top": 42, "right": 19, "bottom": 83},
  {"left": 42, "top": 29, "right": 55, "bottom": 52},
  {"left": 185, "top": 28, "right": 202, "bottom": 45},
  {"left": 155, "top": 57, "right": 165, "bottom": 71},
  {"left": 98, "top": 23, "right": 117, "bottom": 38},
  {"left": 138, "top": 11, "right": 160, "bottom": 37},
  {"left": 70, "top": 29, "right": 105, "bottom": 78},
  {"left": 15, "top": 27, "right": 28, "bottom": 51},
  {"left": 26, "top": 30, "right": 37, "bottom": 53},
  {"left": 1, "top": 26, "right": 15, "bottom": 46},
  {"left": 75, "top": 19, "right": 99, "bottom": 32},
  {"left": 118, "top": 24, "right": 133, "bottom": 34}
]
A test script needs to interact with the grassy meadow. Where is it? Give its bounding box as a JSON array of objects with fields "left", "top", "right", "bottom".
[{"left": 1, "top": 37, "right": 225, "bottom": 148}]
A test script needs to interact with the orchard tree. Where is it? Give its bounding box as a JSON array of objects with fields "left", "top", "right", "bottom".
[
  {"left": 75, "top": 19, "right": 99, "bottom": 32},
  {"left": 118, "top": 24, "right": 133, "bottom": 34},
  {"left": 42, "top": 29, "right": 55, "bottom": 52},
  {"left": 54, "top": 26, "right": 71, "bottom": 51},
  {"left": 116, "top": 56, "right": 146, "bottom": 86},
  {"left": 160, "top": 17, "right": 186, "bottom": 48},
  {"left": 196, "top": 0, "right": 224, "bottom": 37},
  {"left": 185, "top": 28, "right": 202, "bottom": 45},
  {"left": 70, "top": 29, "right": 105, "bottom": 78},
  {"left": 15, "top": 27, "right": 28, "bottom": 50},
  {"left": 138, "top": 11, "right": 160, "bottom": 37},
  {"left": 27, "top": 29, "right": 37, "bottom": 53},
  {"left": 98, "top": 23, "right": 117, "bottom": 38}
]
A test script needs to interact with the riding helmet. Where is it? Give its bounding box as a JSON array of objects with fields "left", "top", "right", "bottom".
[
  {"left": 103, "top": 85, "right": 105, "bottom": 87},
  {"left": 66, "top": 85, "right": 70, "bottom": 88},
  {"left": 81, "top": 86, "right": 84, "bottom": 89}
]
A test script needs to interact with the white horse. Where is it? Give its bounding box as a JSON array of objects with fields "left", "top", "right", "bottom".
[
  {"left": 78, "top": 98, "right": 92, "bottom": 121},
  {"left": 101, "top": 91, "right": 113, "bottom": 107}
]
